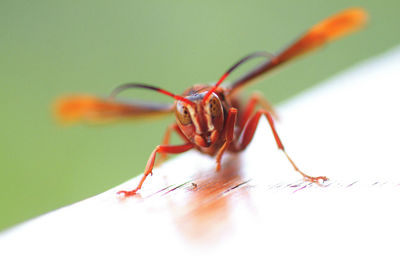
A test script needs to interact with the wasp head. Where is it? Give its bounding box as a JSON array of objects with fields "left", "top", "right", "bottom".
[{"left": 175, "top": 90, "right": 224, "bottom": 148}]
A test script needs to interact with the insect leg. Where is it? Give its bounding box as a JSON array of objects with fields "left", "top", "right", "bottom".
[
  {"left": 118, "top": 143, "right": 194, "bottom": 196},
  {"left": 238, "top": 92, "right": 278, "bottom": 129},
  {"left": 215, "top": 108, "right": 237, "bottom": 171},
  {"left": 159, "top": 123, "right": 190, "bottom": 163},
  {"left": 235, "top": 109, "right": 327, "bottom": 184}
]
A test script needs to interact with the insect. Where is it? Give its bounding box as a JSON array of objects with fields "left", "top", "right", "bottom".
[{"left": 55, "top": 8, "right": 367, "bottom": 196}]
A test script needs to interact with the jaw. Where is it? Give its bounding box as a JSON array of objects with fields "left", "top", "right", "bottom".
[{"left": 194, "top": 130, "right": 219, "bottom": 148}]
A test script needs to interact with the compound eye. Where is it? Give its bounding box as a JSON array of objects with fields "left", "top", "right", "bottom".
[
  {"left": 208, "top": 97, "right": 221, "bottom": 118},
  {"left": 176, "top": 103, "right": 192, "bottom": 125}
]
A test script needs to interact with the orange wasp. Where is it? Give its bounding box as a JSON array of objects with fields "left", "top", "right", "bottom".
[{"left": 56, "top": 8, "right": 367, "bottom": 196}]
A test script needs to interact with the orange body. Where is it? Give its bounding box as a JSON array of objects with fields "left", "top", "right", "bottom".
[{"left": 55, "top": 8, "right": 367, "bottom": 196}]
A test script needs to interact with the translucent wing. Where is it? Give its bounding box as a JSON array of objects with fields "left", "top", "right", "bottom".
[
  {"left": 230, "top": 8, "right": 368, "bottom": 93},
  {"left": 54, "top": 95, "right": 173, "bottom": 123}
]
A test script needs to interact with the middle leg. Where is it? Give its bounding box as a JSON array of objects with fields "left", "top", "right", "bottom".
[
  {"left": 238, "top": 92, "right": 279, "bottom": 129},
  {"left": 159, "top": 123, "right": 189, "bottom": 163},
  {"left": 235, "top": 109, "right": 327, "bottom": 184}
]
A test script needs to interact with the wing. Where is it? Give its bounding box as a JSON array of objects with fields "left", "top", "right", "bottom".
[
  {"left": 54, "top": 95, "right": 174, "bottom": 123},
  {"left": 230, "top": 7, "right": 368, "bottom": 93}
]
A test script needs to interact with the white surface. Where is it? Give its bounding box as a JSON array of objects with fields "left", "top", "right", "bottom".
[{"left": 1, "top": 47, "right": 400, "bottom": 267}]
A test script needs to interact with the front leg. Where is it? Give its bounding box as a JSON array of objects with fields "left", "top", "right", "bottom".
[
  {"left": 215, "top": 108, "right": 237, "bottom": 171},
  {"left": 118, "top": 143, "right": 194, "bottom": 196}
]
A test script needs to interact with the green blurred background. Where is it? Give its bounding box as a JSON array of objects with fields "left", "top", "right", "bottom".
[{"left": 1, "top": 0, "right": 399, "bottom": 231}]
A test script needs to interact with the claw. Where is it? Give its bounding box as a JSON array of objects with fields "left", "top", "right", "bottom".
[
  {"left": 303, "top": 175, "right": 328, "bottom": 185},
  {"left": 117, "top": 189, "right": 139, "bottom": 197}
]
